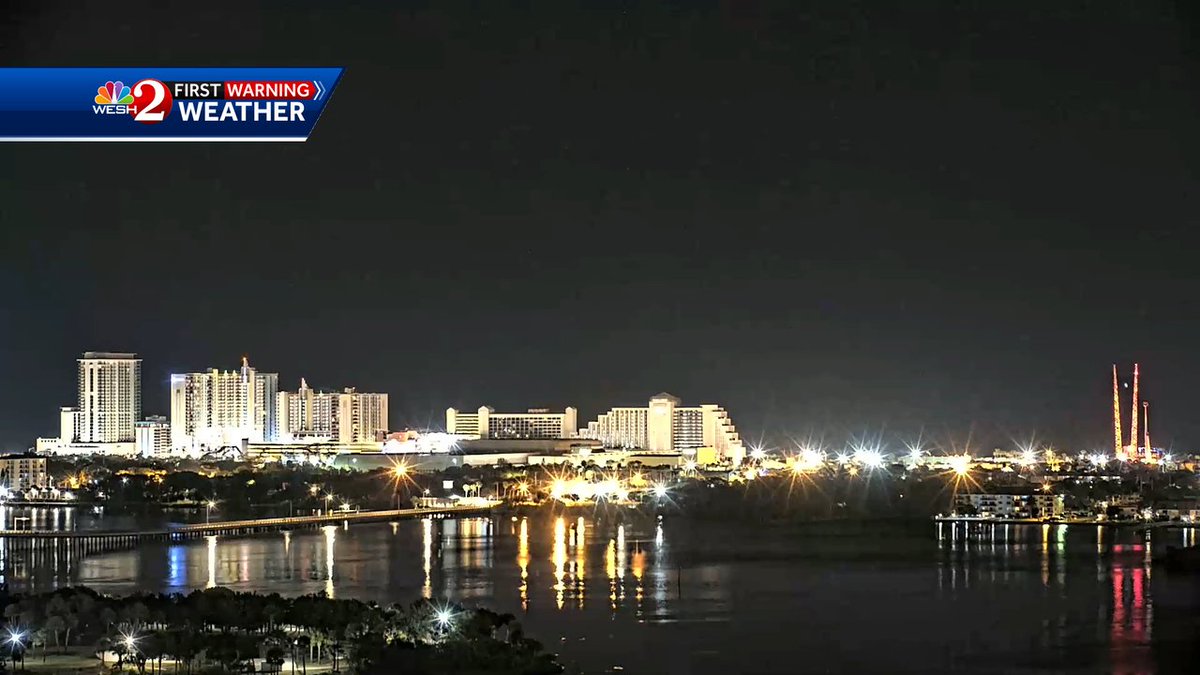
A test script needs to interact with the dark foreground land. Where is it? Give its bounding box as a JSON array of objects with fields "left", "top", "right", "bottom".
[{"left": 0, "top": 585, "right": 563, "bottom": 674}]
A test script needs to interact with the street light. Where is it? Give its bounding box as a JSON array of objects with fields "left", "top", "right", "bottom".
[
  {"left": 205, "top": 500, "right": 216, "bottom": 524},
  {"left": 7, "top": 628, "right": 25, "bottom": 671}
]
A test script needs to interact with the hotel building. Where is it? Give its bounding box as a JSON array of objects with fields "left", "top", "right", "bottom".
[
  {"left": 0, "top": 454, "right": 49, "bottom": 492},
  {"left": 77, "top": 352, "right": 141, "bottom": 443},
  {"left": 135, "top": 415, "right": 172, "bottom": 457},
  {"left": 583, "top": 392, "right": 746, "bottom": 465},
  {"left": 276, "top": 378, "right": 389, "bottom": 444},
  {"left": 446, "top": 406, "right": 578, "bottom": 440},
  {"left": 36, "top": 352, "right": 141, "bottom": 456},
  {"left": 169, "top": 357, "right": 279, "bottom": 452}
]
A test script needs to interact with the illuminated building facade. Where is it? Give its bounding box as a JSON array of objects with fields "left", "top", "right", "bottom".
[
  {"left": 169, "top": 357, "right": 279, "bottom": 451},
  {"left": 135, "top": 415, "right": 172, "bottom": 457},
  {"left": 59, "top": 406, "right": 81, "bottom": 443},
  {"left": 0, "top": 454, "right": 48, "bottom": 492},
  {"left": 954, "top": 493, "right": 1064, "bottom": 519},
  {"left": 583, "top": 393, "right": 746, "bottom": 464},
  {"left": 446, "top": 406, "right": 578, "bottom": 440},
  {"left": 77, "top": 352, "right": 141, "bottom": 443},
  {"left": 276, "top": 379, "right": 389, "bottom": 444}
]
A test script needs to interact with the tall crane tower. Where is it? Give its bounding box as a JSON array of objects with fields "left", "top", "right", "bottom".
[
  {"left": 1143, "top": 401, "right": 1151, "bottom": 461},
  {"left": 1129, "top": 363, "right": 1139, "bottom": 456},
  {"left": 1112, "top": 364, "right": 1123, "bottom": 459}
]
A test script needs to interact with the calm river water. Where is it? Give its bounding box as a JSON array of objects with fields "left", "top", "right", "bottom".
[{"left": 2, "top": 506, "right": 1200, "bottom": 673}]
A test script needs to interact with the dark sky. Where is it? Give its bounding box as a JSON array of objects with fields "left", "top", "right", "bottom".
[{"left": 1, "top": 1, "right": 1198, "bottom": 454}]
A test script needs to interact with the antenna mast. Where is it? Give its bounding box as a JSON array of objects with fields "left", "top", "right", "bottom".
[
  {"left": 1112, "top": 364, "right": 1123, "bottom": 459},
  {"left": 1143, "top": 401, "right": 1151, "bottom": 461}
]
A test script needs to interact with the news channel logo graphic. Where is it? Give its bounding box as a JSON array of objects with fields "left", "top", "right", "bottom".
[{"left": 0, "top": 68, "right": 343, "bottom": 141}]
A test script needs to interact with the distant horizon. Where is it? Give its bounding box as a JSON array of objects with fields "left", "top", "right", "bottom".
[
  {"left": 15, "top": 348, "right": 1178, "bottom": 458},
  {"left": 5, "top": 2, "right": 1196, "bottom": 456}
]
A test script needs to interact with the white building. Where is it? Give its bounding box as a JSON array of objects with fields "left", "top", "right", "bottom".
[
  {"left": 77, "top": 352, "right": 141, "bottom": 443},
  {"left": 36, "top": 353, "right": 140, "bottom": 456},
  {"left": 276, "top": 379, "right": 388, "bottom": 444},
  {"left": 583, "top": 393, "right": 746, "bottom": 465},
  {"left": 135, "top": 415, "right": 171, "bottom": 458},
  {"left": 339, "top": 387, "right": 388, "bottom": 444},
  {"left": 446, "top": 406, "right": 578, "bottom": 440},
  {"left": 954, "top": 493, "right": 1064, "bottom": 519},
  {"left": 59, "top": 406, "right": 81, "bottom": 443},
  {"left": 0, "top": 454, "right": 48, "bottom": 492},
  {"left": 170, "top": 357, "right": 279, "bottom": 452}
]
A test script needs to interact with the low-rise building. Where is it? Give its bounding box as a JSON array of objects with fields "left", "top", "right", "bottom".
[
  {"left": 446, "top": 406, "right": 577, "bottom": 440},
  {"left": 0, "top": 453, "right": 49, "bottom": 493},
  {"left": 1151, "top": 500, "right": 1200, "bottom": 522},
  {"left": 954, "top": 492, "right": 1064, "bottom": 519}
]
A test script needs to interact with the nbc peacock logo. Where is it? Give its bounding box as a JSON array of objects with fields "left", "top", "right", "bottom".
[
  {"left": 92, "top": 80, "right": 136, "bottom": 116},
  {"left": 95, "top": 81, "right": 133, "bottom": 105}
]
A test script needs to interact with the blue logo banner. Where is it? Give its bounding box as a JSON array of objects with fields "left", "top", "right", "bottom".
[{"left": 0, "top": 67, "right": 344, "bottom": 141}]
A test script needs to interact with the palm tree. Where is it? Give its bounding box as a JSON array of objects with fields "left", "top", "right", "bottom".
[
  {"left": 2, "top": 604, "right": 20, "bottom": 627},
  {"left": 95, "top": 636, "right": 111, "bottom": 667},
  {"left": 100, "top": 607, "right": 117, "bottom": 634},
  {"left": 294, "top": 635, "right": 310, "bottom": 675},
  {"left": 42, "top": 616, "right": 64, "bottom": 653},
  {"left": 29, "top": 630, "right": 45, "bottom": 664}
]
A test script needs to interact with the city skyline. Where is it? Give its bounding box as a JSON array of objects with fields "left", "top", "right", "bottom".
[
  {"left": 4, "top": 3, "right": 1198, "bottom": 454},
  {"left": 19, "top": 347, "right": 1177, "bottom": 458}
]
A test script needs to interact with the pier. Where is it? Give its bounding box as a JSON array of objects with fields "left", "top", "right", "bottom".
[{"left": 0, "top": 504, "right": 497, "bottom": 556}]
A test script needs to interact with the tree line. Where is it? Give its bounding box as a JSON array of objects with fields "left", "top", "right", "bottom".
[{"left": 0, "top": 585, "right": 562, "bottom": 674}]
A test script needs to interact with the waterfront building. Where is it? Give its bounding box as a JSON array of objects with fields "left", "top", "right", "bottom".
[
  {"left": 77, "top": 352, "right": 141, "bottom": 443},
  {"left": 1150, "top": 500, "right": 1200, "bottom": 522},
  {"left": 135, "top": 415, "right": 172, "bottom": 457},
  {"left": 582, "top": 393, "right": 746, "bottom": 465},
  {"left": 276, "top": 379, "right": 389, "bottom": 444},
  {"left": 35, "top": 353, "right": 141, "bottom": 456},
  {"left": 170, "top": 357, "right": 279, "bottom": 452},
  {"left": 446, "top": 406, "right": 578, "bottom": 440},
  {"left": 954, "top": 492, "right": 1064, "bottom": 519},
  {"left": 0, "top": 453, "right": 49, "bottom": 492}
]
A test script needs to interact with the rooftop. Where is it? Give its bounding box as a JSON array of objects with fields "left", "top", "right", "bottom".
[{"left": 80, "top": 351, "right": 139, "bottom": 360}]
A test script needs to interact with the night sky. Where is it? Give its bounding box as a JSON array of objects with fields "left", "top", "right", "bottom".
[{"left": 1, "top": 1, "right": 1198, "bottom": 453}]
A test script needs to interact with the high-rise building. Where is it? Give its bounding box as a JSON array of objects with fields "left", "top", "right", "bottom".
[
  {"left": 170, "top": 357, "right": 279, "bottom": 452},
  {"left": 135, "top": 416, "right": 171, "bottom": 457},
  {"left": 77, "top": 352, "right": 141, "bottom": 443},
  {"left": 338, "top": 387, "right": 388, "bottom": 444},
  {"left": 446, "top": 406, "right": 578, "bottom": 440},
  {"left": 583, "top": 393, "right": 746, "bottom": 464},
  {"left": 276, "top": 380, "right": 388, "bottom": 444},
  {"left": 59, "top": 406, "right": 81, "bottom": 443},
  {"left": 256, "top": 371, "right": 279, "bottom": 441}
]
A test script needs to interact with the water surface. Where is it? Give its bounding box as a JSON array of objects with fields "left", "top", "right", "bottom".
[{"left": 3, "top": 507, "right": 1199, "bottom": 673}]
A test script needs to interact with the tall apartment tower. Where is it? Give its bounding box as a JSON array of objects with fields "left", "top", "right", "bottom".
[
  {"left": 277, "top": 380, "right": 388, "bottom": 444},
  {"left": 77, "top": 352, "right": 141, "bottom": 443},
  {"left": 169, "top": 356, "right": 279, "bottom": 452}
]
